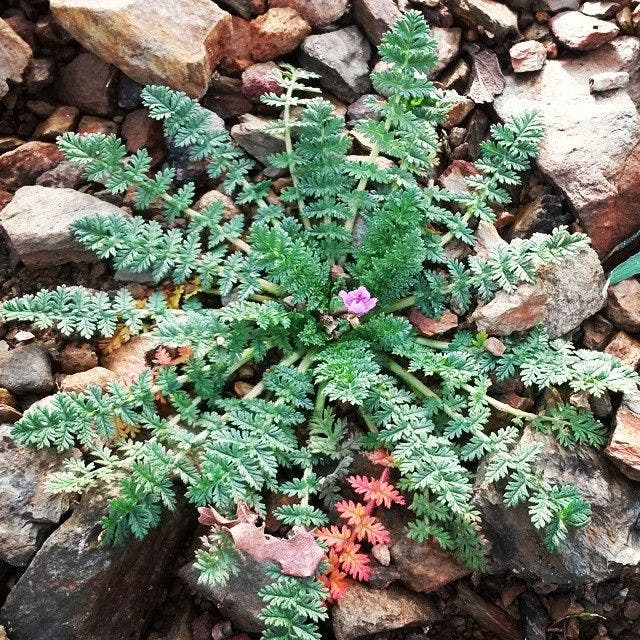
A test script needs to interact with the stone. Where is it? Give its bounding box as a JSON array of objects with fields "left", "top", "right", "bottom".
[
  {"left": 431, "top": 27, "right": 462, "bottom": 77},
  {"left": 0, "top": 186, "right": 124, "bottom": 267},
  {"left": 60, "top": 343, "right": 99, "bottom": 374},
  {"left": 438, "top": 159, "right": 479, "bottom": 192},
  {"left": 476, "top": 426, "right": 640, "bottom": 585},
  {"left": 59, "top": 367, "right": 118, "bottom": 392},
  {"left": 581, "top": 1, "right": 621, "bottom": 19},
  {"left": 219, "top": 0, "right": 266, "bottom": 19},
  {"left": 583, "top": 314, "right": 614, "bottom": 350},
  {"left": 204, "top": 74, "right": 253, "bottom": 119},
  {"left": 589, "top": 70, "right": 629, "bottom": 92},
  {"left": 77, "top": 116, "right": 118, "bottom": 136},
  {"left": 36, "top": 160, "right": 85, "bottom": 189},
  {"left": 0, "top": 345, "right": 54, "bottom": 396},
  {"left": 510, "top": 40, "right": 547, "bottom": 72},
  {"left": 193, "top": 189, "right": 240, "bottom": 220},
  {"left": 510, "top": 194, "right": 568, "bottom": 238},
  {"left": 493, "top": 37, "right": 640, "bottom": 257},
  {"left": 332, "top": 582, "right": 438, "bottom": 640},
  {"left": 446, "top": 0, "right": 519, "bottom": 41},
  {"left": 121, "top": 108, "right": 164, "bottom": 155},
  {"left": 250, "top": 8, "right": 311, "bottom": 62},
  {"left": 0, "top": 18, "right": 32, "bottom": 98},
  {"left": 231, "top": 114, "right": 285, "bottom": 165},
  {"left": 606, "top": 397, "right": 640, "bottom": 481},
  {"left": 467, "top": 48, "right": 506, "bottom": 104},
  {"left": 221, "top": 16, "right": 254, "bottom": 72},
  {"left": 24, "top": 58, "right": 55, "bottom": 93},
  {"left": 57, "top": 53, "right": 118, "bottom": 117},
  {"left": 607, "top": 279, "right": 640, "bottom": 333},
  {"left": 0, "top": 142, "right": 64, "bottom": 192},
  {"left": 299, "top": 27, "right": 372, "bottom": 103},
  {"left": 410, "top": 309, "right": 459, "bottom": 336},
  {"left": 352, "top": 0, "right": 402, "bottom": 46},
  {"left": 241, "top": 62, "right": 282, "bottom": 102},
  {"left": 550, "top": 11, "right": 619, "bottom": 50},
  {"left": 117, "top": 75, "right": 144, "bottom": 110},
  {"left": 0, "top": 423, "right": 72, "bottom": 567},
  {"left": 50, "top": 0, "right": 233, "bottom": 99},
  {"left": 1, "top": 491, "right": 193, "bottom": 640},
  {"left": 347, "top": 94, "right": 383, "bottom": 124},
  {"left": 604, "top": 331, "right": 640, "bottom": 368},
  {"left": 536, "top": 0, "right": 580, "bottom": 10},
  {"left": 33, "top": 106, "right": 80, "bottom": 141},
  {"left": 102, "top": 336, "right": 158, "bottom": 381},
  {"left": 268, "top": 0, "right": 349, "bottom": 28}
]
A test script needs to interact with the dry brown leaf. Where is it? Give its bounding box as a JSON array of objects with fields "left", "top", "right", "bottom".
[{"left": 467, "top": 48, "right": 505, "bottom": 104}]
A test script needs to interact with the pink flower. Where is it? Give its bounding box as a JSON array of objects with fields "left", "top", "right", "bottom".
[{"left": 339, "top": 286, "right": 377, "bottom": 316}]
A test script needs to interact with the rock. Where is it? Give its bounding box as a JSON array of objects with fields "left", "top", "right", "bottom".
[
  {"left": 204, "top": 74, "right": 253, "bottom": 119},
  {"left": 510, "top": 40, "right": 547, "bottom": 72},
  {"left": 57, "top": 53, "right": 118, "bottom": 117},
  {"left": 607, "top": 279, "right": 640, "bottom": 333},
  {"left": 443, "top": 94, "right": 475, "bottom": 128},
  {"left": 431, "top": 27, "right": 462, "bottom": 77},
  {"left": 604, "top": 331, "right": 640, "bottom": 368},
  {"left": 352, "top": 0, "right": 402, "bottom": 46},
  {"left": 467, "top": 48, "right": 506, "bottom": 104},
  {"left": 299, "top": 27, "right": 372, "bottom": 102},
  {"left": 60, "top": 343, "right": 99, "bottom": 375},
  {"left": 117, "top": 75, "right": 144, "bottom": 110},
  {"left": 220, "top": 0, "right": 266, "bottom": 19},
  {"left": 102, "top": 336, "right": 158, "bottom": 381},
  {"left": 0, "top": 423, "right": 73, "bottom": 567},
  {"left": 250, "top": 8, "right": 311, "bottom": 62},
  {"left": 36, "top": 160, "right": 86, "bottom": 189},
  {"left": 438, "top": 159, "right": 479, "bottom": 192},
  {"left": 33, "top": 106, "right": 80, "bottom": 141},
  {"left": 446, "top": 0, "right": 519, "bottom": 41},
  {"left": 0, "top": 18, "right": 32, "bottom": 98},
  {"left": 0, "top": 186, "right": 124, "bottom": 267},
  {"left": 589, "top": 70, "right": 629, "bottom": 92},
  {"left": 583, "top": 314, "right": 614, "bottom": 350},
  {"left": 193, "top": 189, "right": 240, "bottom": 220},
  {"left": 230, "top": 114, "right": 285, "bottom": 165},
  {"left": 347, "top": 94, "right": 382, "bottom": 124},
  {"left": 50, "top": 0, "right": 233, "bottom": 99},
  {"left": 268, "top": 0, "right": 349, "bottom": 28},
  {"left": 0, "top": 142, "right": 64, "bottom": 192},
  {"left": 410, "top": 309, "right": 459, "bottom": 336},
  {"left": 538, "top": 0, "right": 580, "bottom": 10},
  {"left": 121, "top": 108, "right": 164, "bottom": 155},
  {"left": 77, "top": 116, "right": 118, "bottom": 136},
  {"left": 0, "top": 345, "right": 54, "bottom": 396},
  {"left": 606, "top": 396, "right": 640, "bottom": 481},
  {"left": 510, "top": 195, "right": 568, "bottom": 238},
  {"left": 24, "top": 57, "right": 55, "bottom": 93},
  {"left": 221, "top": 16, "right": 254, "bottom": 72},
  {"left": 550, "top": 11, "right": 619, "bottom": 50},
  {"left": 493, "top": 37, "right": 640, "bottom": 257},
  {"left": 59, "top": 367, "right": 118, "bottom": 393},
  {"left": 476, "top": 426, "right": 640, "bottom": 585},
  {"left": 581, "top": 1, "right": 621, "bottom": 19},
  {"left": 332, "top": 582, "right": 438, "bottom": 640},
  {"left": 2, "top": 491, "right": 193, "bottom": 640},
  {"left": 241, "top": 62, "right": 282, "bottom": 102}
]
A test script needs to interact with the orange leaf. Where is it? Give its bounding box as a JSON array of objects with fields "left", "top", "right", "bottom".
[
  {"left": 348, "top": 475, "right": 406, "bottom": 508},
  {"left": 320, "top": 568, "right": 349, "bottom": 601},
  {"left": 338, "top": 540, "right": 371, "bottom": 581},
  {"left": 315, "top": 525, "right": 352, "bottom": 551}
]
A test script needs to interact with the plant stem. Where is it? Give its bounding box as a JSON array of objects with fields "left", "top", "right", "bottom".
[
  {"left": 415, "top": 337, "right": 450, "bottom": 349},
  {"left": 381, "top": 295, "right": 416, "bottom": 313},
  {"left": 243, "top": 350, "right": 306, "bottom": 400},
  {"left": 258, "top": 278, "right": 283, "bottom": 296},
  {"left": 462, "top": 384, "right": 537, "bottom": 420}
]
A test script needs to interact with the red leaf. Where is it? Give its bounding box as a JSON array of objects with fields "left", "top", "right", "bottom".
[
  {"left": 315, "top": 525, "right": 352, "bottom": 551},
  {"left": 339, "top": 540, "right": 371, "bottom": 581},
  {"left": 351, "top": 514, "right": 391, "bottom": 546},
  {"left": 335, "top": 500, "right": 369, "bottom": 527},
  {"left": 347, "top": 475, "right": 406, "bottom": 508},
  {"left": 320, "top": 568, "right": 349, "bottom": 601},
  {"left": 365, "top": 448, "right": 396, "bottom": 468},
  {"left": 152, "top": 346, "right": 174, "bottom": 366}
]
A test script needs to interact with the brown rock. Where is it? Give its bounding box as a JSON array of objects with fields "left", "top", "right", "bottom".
[
  {"left": 431, "top": 27, "right": 462, "bottom": 77},
  {"left": 510, "top": 194, "right": 567, "bottom": 239},
  {"left": 250, "top": 8, "right": 311, "bottom": 62},
  {"left": 607, "top": 278, "right": 640, "bottom": 333},
  {"left": 50, "top": 0, "right": 232, "bottom": 99},
  {"left": 0, "top": 137, "right": 25, "bottom": 154},
  {"left": 77, "top": 116, "right": 118, "bottom": 136},
  {"left": 410, "top": 309, "right": 459, "bottom": 336},
  {"left": 222, "top": 16, "right": 254, "bottom": 72},
  {"left": 0, "top": 18, "right": 32, "bottom": 98},
  {"left": 219, "top": 0, "right": 266, "bottom": 20},
  {"left": 193, "top": 189, "right": 240, "bottom": 220},
  {"left": 33, "top": 106, "right": 80, "bottom": 141},
  {"left": 583, "top": 314, "right": 613, "bottom": 349},
  {"left": 352, "top": 0, "right": 402, "bottom": 46},
  {"left": 550, "top": 11, "right": 619, "bottom": 50},
  {"left": 606, "top": 399, "right": 640, "bottom": 480},
  {"left": 443, "top": 95, "right": 475, "bottom": 128},
  {"left": 438, "top": 159, "right": 479, "bottom": 192},
  {"left": 0, "top": 191, "right": 12, "bottom": 210},
  {"left": 241, "top": 62, "right": 282, "bottom": 103},
  {"left": 59, "top": 366, "right": 118, "bottom": 392},
  {"left": 604, "top": 330, "right": 640, "bottom": 368},
  {"left": 60, "top": 343, "right": 99, "bottom": 374},
  {"left": 332, "top": 582, "right": 438, "bottom": 640},
  {"left": 268, "top": 0, "right": 348, "bottom": 28},
  {"left": 204, "top": 73, "right": 253, "bottom": 119},
  {"left": 102, "top": 336, "right": 158, "bottom": 381},
  {"left": 24, "top": 58, "right": 55, "bottom": 93},
  {"left": 510, "top": 40, "right": 547, "bottom": 72},
  {"left": 57, "top": 52, "right": 118, "bottom": 117},
  {"left": 0, "top": 142, "right": 63, "bottom": 192},
  {"left": 484, "top": 336, "right": 506, "bottom": 356},
  {"left": 446, "top": 0, "right": 519, "bottom": 41},
  {"left": 121, "top": 108, "right": 164, "bottom": 155},
  {"left": 36, "top": 161, "right": 86, "bottom": 190}
]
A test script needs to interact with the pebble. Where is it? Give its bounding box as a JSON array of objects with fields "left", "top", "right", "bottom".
[
  {"left": 0, "top": 141, "right": 64, "bottom": 192},
  {"left": 606, "top": 279, "right": 640, "bottom": 333},
  {"left": 510, "top": 40, "right": 547, "bottom": 72},
  {"left": 446, "top": 0, "right": 519, "bottom": 41},
  {"left": 589, "top": 70, "right": 629, "bottom": 92},
  {"left": 583, "top": 314, "right": 614, "bottom": 350},
  {"left": 60, "top": 343, "right": 99, "bottom": 375},
  {"left": 352, "top": 0, "right": 403, "bottom": 46},
  {"left": 23, "top": 57, "right": 55, "bottom": 93},
  {"left": 241, "top": 62, "right": 283, "bottom": 103},
  {"left": 605, "top": 331, "right": 640, "bottom": 368},
  {"left": 33, "top": 106, "right": 80, "bottom": 141},
  {"left": 581, "top": 1, "right": 620, "bottom": 19},
  {"left": 230, "top": 113, "right": 285, "bottom": 165},
  {"left": 549, "top": 11, "right": 619, "bottom": 50},
  {"left": 0, "top": 344, "right": 54, "bottom": 396},
  {"left": 59, "top": 366, "right": 117, "bottom": 392}
]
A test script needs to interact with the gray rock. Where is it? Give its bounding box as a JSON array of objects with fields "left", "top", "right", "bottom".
[
  {"left": 476, "top": 427, "right": 640, "bottom": 586},
  {"left": 445, "top": 0, "right": 519, "bottom": 42},
  {"left": 0, "top": 424, "right": 73, "bottom": 566},
  {"left": 494, "top": 37, "right": 640, "bottom": 258},
  {"left": 352, "top": 0, "right": 402, "bottom": 46},
  {"left": 2, "top": 491, "right": 194, "bottom": 640},
  {"left": 230, "top": 114, "right": 285, "bottom": 165},
  {"left": 431, "top": 27, "right": 462, "bottom": 77},
  {"left": 0, "top": 186, "right": 124, "bottom": 267},
  {"left": 0, "top": 345, "right": 54, "bottom": 396},
  {"left": 533, "top": 0, "right": 580, "bottom": 10},
  {"left": 299, "top": 27, "right": 372, "bottom": 103}
]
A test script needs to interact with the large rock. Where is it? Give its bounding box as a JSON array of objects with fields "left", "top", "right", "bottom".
[
  {"left": 0, "top": 344, "right": 54, "bottom": 396},
  {"left": 446, "top": 0, "right": 519, "bottom": 42},
  {"left": 606, "top": 278, "right": 640, "bottom": 333},
  {"left": 299, "top": 27, "right": 372, "bottom": 103},
  {"left": 268, "top": 0, "right": 349, "bottom": 28},
  {"left": 49, "top": 0, "right": 233, "bottom": 98},
  {"left": 0, "top": 142, "right": 64, "bottom": 193},
  {"left": 607, "top": 395, "right": 640, "bottom": 481},
  {"left": 0, "top": 186, "right": 124, "bottom": 267},
  {"left": 0, "top": 424, "right": 73, "bottom": 567},
  {"left": 2, "top": 491, "right": 193, "bottom": 640},
  {"left": 494, "top": 37, "right": 640, "bottom": 257},
  {"left": 550, "top": 11, "right": 619, "bottom": 51},
  {"left": 230, "top": 114, "right": 285, "bottom": 165},
  {"left": 0, "top": 18, "right": 32, "bottom": 98},
  {"left": 476, "top": 427, "right": 640, "bottom": 586},
  {"left": 250, "top": 7, "right": 311, "bottom": 63},
  {"left": 352, "top": 0, "right": 402, "bottom": 46}
]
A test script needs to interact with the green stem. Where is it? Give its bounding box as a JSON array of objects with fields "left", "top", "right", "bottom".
[
  {"left": 258, "top": 278, "right": 283, "bottom": 296},
  {"left": 381, "top": 295, "right": 416, "bottom": 313},
  {"left": 243, "top": 350, "right": 306, "bottom": 400},
  {"left": 415, "top": 336, "right": 450, "bottom": 349},
  {"left": 462, "top": 384, "right": 537, "bottom": 420}
]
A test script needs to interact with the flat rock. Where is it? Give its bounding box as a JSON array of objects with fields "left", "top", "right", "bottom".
[
  {"left": 2, "top": 491, "right": 193, "bottom": 640},
  {"left": 299, "top": 26, "right": 372, "bottom": 103},
  {"left": 50, "top": 0, "right": 233, "bottom": 99},
  {"left": 0, "top": 186, "right": 124, "bottom": 267},
  {"left": 550, "top": 11, "right": 619, "bottom": 51},
  {"left": 33, "top": 106, "right": 80, "bottom": 141},
  {"left": 607, "top": 278, "right": 640, "bottom": 332},
  {"left": 332, "top": 582, "right": 438, "bottom": 640},
  {"left": 230, "top": 113, "right": 285, "bottom": 165},
  {"left": 431, "top": 27, "right": 462, "bottom": 77},
  {"left": 476, "top": 427, "right": 640, "bottom": 585},
  {"left": 0, "top": 345, "right": 54, "bottom": 396},
  {"left": 604, "top": 330, "right": 640, "bottom": 368},
  {"left": 0, "top": 142, "right": 64, "bottom": 193},
  {"left": 101, "top": 336, "right": 158, "bottom": 381},
  {"left": 0, "top": 423, "right": 73, "bottom": 567},
  {"left": 446, "top": 0, "right": 519, "bottom": 42},
  {"left": 410, "top": 309, "right": 459, "bottom": 336},
  {"left": 494, "top": 37, "right": 640, "bottom": 257},
  {"left": 268, "top": 0, "right": 348, "bottom": 28},
  {"left": 0, "top": 18, "right": 32, "bottom": 98},
  {"left": 606, "top": 395, "right": 640, "bottom": 481},
  {"left": 352, "top": 0, "right": 402, "bottom": 46},
  {"left": 60, "top": 367, "right": 118, "bottom": 393}
]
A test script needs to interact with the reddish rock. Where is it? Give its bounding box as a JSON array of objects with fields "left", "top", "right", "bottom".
[
  {"left": 268, "top": 0, "right": 348, "bottom": 28},
  {"left": 102, "top": 336, "right": 158, "bottom": 381},
  {"left": 443, "top": 95, "right": 474, "bottom": 128},
  {"left": 193, "top": 189, "right": 240, "bottom": 220},
  {"left": 607, "top": 278, "right": 640, "bottom": 333},
  {"left": 550, "top": 11, "right": 619, "bottom": 50},
  {"left": 33, "top": 106, "right": 80, "bottom": 141},
  {"left": 57, "top": 52, "right": 118, "bottom": 117},
  {"left": 60, "top": 343, "right": 99, "bottom": 374},
  {"left": 510, "top": 40, "right": 547, "bottom": 72},
  {"left": 0, "top": 18, "right": 32, "bottom": 98},
  {"left": 77, "top": 116, "right": 118, "bottom": 136},
  {"left": 438, "top": 159, "right": 479, "bottom": 193},
  {"left": 0, "top": 191, "right": 12, "bottom": 210},
  {"left": 0, "top": 142, "right": 63, "bottom": 192},
  {"left": 352, "top": 0, "right": 402, "bottom": 46},
  {"left": 59, "top": 367, "right": 118, "bottom": 393},
  {"left": 222, "top": 16, "right": 255, "bottom": 72},
  {"left": 204, "top": 74, "right": 253, "bottom": 119},
  {"left": 241, "top": 62, "right": 282, "bottom": 103},
  {"left": 121, "top": 108, "right": 164, "bottom": 155},
  {"left": 250, "top": 8, "right": 311, "bottom": 63},
  {"left": 583, "top": 314, "right": 613, "bottom": 350},
  {"left": 410, "top": 309, "right": 458, "bottom": 336},
  {"left": 606, "top": 400, "right": 640, "bottom": 481},
  {"left": 35, "top": 161, "right": 85, "bottom": 190},
  {"left": 604, "top": 331, "right": 640, "bottom": 368},
  {"left": 3, "top": 15, "right": 35, "bottom": 51}
]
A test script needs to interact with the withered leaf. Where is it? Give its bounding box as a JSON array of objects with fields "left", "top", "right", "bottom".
[{"left": 467, "top": 48, "right": 505, "bottom": 104}]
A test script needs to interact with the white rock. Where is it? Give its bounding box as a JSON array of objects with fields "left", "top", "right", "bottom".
[
  {"left": 509, "top": 40, "right": 547, "bottom": 73},
  {"left": 550, "top": 11, "right": 619, "bottom": 51},
  {"left": 0, "top": 19, "right": 32, "bottom": 98},
  {"left": 589, "top": 70, "right": 629, "bottom": 92}
]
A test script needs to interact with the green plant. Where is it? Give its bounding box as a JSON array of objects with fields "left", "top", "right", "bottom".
[{"left": 2, "top": 12, "right": 637, "bottom": 639}]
